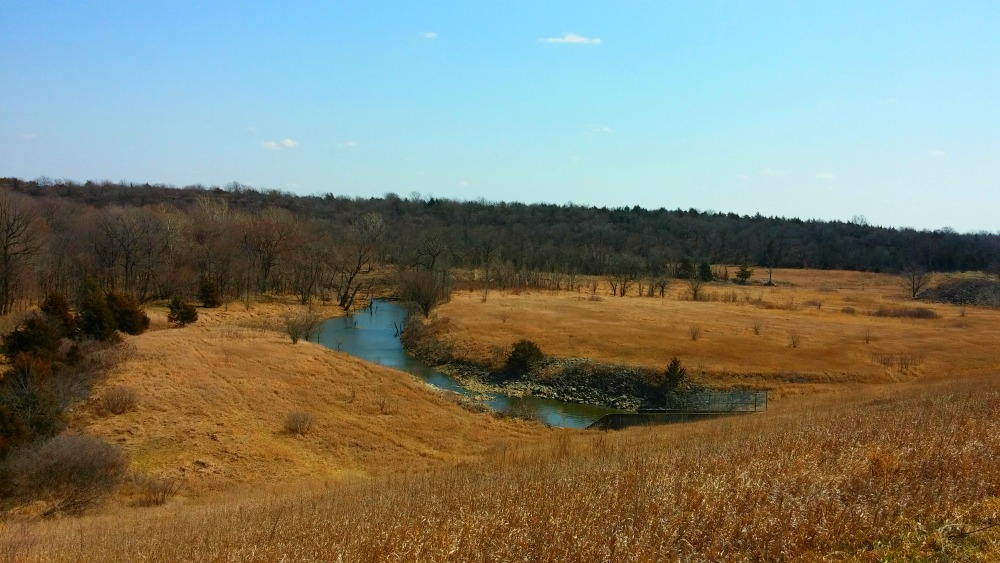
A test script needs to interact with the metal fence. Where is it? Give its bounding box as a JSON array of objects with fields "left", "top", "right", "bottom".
[{"left": 649, "top": 389, "right": 768, "bottom": 413}]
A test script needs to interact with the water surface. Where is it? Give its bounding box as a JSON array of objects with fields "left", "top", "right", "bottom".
[{"left": 315, "top": 300, "right": 619, "bottom": 428}]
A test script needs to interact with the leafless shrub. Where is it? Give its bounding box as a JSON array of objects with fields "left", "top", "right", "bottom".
[
  {"left": 102, "top": 386, "right": 137, "bottom": 415},
  {"left": 587, "top": 294, "right": 603, "bottom": 302},
  {"left": 135, "top": 475, "right": 182, "bottom": 507},
  {"left": 722, "top": 291, "right": 739, "bottom": 303},
  {"left": 497, "top": 402, "right": 543, "bottom": 423},
  {"left": 377, "top": 396, "right": 398, "bottom": 415},
  {"left": 803, "top": 300, "right": 822, "bottom": 310},
  {"left": 863, "top": 327, "right": 873, "bottom": 344},
  {"left": 6, "top": 434, "right": 128, "bottom": 515},
  {"left": 284, "top": 311, "right": 323, "bottom": 344},
  {"left": 787, "top": 331, "right": 800, "bottom": 348},
  {"left": 82, "top": 342, "right": 138, "bottom": 373},
  {"left": 958, "top": 306, "right": 966, "bottom": 317},
  {"left": 841, "top": 306, "right": 856, "bottom": 315},
  {"left": 688, "top": 326, "right": 702, "bottom": 341},
  {"left": 283, "top": 411, "right": 315, "bottom": 435},
  {"left": 870, "top": 352, "right": 924, "bottom": 372},
  {"left": 751, "top": 320, "right": 763, "bottom": 335}
]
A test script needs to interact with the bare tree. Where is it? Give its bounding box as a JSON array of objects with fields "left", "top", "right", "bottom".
[
  {"left": 0, "top": 190, "right": 45, "bottom": 315},
  {"left": 332, "top": 212, "right": 385, "bottom": 311},
  {"left": 901, "top": 264, "right": 931, "bottom": 298},
  {"left": 686, "top": 277, "right": 705, "bottom": 301}
]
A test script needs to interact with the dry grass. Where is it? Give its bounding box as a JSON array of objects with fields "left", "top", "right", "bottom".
[
  {"left": 4, "top": 375, "right": 998, "bottom": 561},
  {"left": 63, "top": 296, "right": 546, "bottom": 498},
  {"left": 425, "top": 269, "right": 1000, "bottom": 396}
]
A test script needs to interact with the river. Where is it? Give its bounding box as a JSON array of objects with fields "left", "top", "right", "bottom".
[{"left": 315, "top": 300, "right": 619, "bottom": 428}]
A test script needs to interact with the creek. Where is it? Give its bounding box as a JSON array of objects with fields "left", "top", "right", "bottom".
[{"left": 315, "top": 300, "right": 619, "bottom": 428}]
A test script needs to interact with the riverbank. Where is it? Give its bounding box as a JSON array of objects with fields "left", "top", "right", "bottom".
[{"left": 402, "top": 315, "right": 676, "bottom": 411}]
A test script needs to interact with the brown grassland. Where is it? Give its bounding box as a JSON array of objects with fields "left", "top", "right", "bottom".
[
  {"left": 434, "top": 269, "right": 1000, "bottom": 398},
  {"left": 2, "top": 269, "right": 999, "bottom": 560}
]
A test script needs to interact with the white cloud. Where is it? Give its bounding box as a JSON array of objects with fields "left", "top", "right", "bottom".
[
  {"left": 459, "top": 180, "right": 470, "bottom": 187},
  {"left": 338, "top": 140, "right": 360, "bottom": 149},
  {"left": 245, "top": 126, "right": 257, "bottom": 133},
  {"left": 592, "top": 126, "right": 612, "bottom": 133},
  {"left": 928, "top": 149, "right": 945, "bottom": 157},
  {"left": 262, "top": 138, "right": 299, "bottom": 151},
  {"left": 538, "top": 33, "right": 602, "bottom": 45},
  {"left": 815, "top": 172, "right": 835, "bottom": 179},
  {"left": 760, "top": 168, "right": 794, "bottom": 177},
  {"left": 422, "top": 31, "right": 437, "bottom": 40}
]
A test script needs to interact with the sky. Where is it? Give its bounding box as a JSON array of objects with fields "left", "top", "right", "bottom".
[{"left": 1, "top": 1, "right": 998, "bottom": 232}]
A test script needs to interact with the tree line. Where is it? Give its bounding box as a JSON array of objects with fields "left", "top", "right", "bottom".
[{"left": 0, "top": 176, "right": 998, "bottom": 313}]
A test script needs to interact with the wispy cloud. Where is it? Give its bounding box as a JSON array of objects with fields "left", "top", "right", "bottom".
[
  {"left": 459, "top": 180, "right": 470, "bottom": 187},
  {"left": 421, "top": 31, "right": 437, "bottom": 40},
  {"left": 338, "top": 140, "right": 360, "bottom": 149},
  {"left": 245, "top": 126, "right": 257, "bottom": 133},
  {"left": 538, "top": 33, "right": 602, "bottom": 46},
  {"left": 591, "top": 126, "right": 612, "bottom": 134},
  {"left": 815, "top": 172, "right": 835, "bottom": 179},
  {"left": 262, "top": 138, "right": 299, "bottom": 151},
  {"left": 928, "top": 149, "right": 945, "bottom": 157}
]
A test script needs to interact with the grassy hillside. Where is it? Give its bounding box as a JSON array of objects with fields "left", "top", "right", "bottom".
[
  {"left": 4, "top": 374, "right": 998, "bottom": 561},
  {"left": 62, "top": 299, "right": 546, "bottom": 499},
  {"left": 424, "top": 269, "right": 1000, "bottom": 397}
]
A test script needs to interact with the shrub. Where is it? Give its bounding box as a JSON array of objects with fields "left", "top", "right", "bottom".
[
  {"left": 5, "top": 434, "right": 127, "bottom": 515},
  {"left": 504, "top": 339, "right": 544, "bottom": 376},
  {"left": 102, "top": 386, "right": 137, "bottom": 415},
  {"left": 135, "top": 475, "right": 182, "bottom": 507},
  {"left": 1, "top": 313, "right": 61, "bottom": 361},
  {"left": 284, "top": 311, "right": 323, "bottom": 344},
  {"left": 688, "top": 326, "right": 702, "bottom": 341},
  {"left": 284, "top": 411, "right": 315, "bottom": 435},
  {"left": 106, "top": 292, "right": 150, "bottom": 335},
  {"left": 198, "top": 278, "right": 224, "bottom": 308},
  {"left": 77, "top": 285, "right": 118, "bottom": 342},
  {"left": 40, "top": 292, "right": 77, "bottom": 339},
  {"left": 0, "top": 356, "right": 64, "bottom": 446},
  {"left": 497, "top": 402, "right": 543, "bottom": 423},
  {"left": 664, "top": 357, "right": 687, "bottom": 390},
  {"left": 167, "top": 296, "right": 199, "bottom": 326},
  {"left": 871, "top": 306, "right": 939, "bottom": 319},
  {"left": 841, "top": 306, "right": 856, "bottom": 315},
  {"left": 787, "top": 331, "right": 801, "bottom": 348}
]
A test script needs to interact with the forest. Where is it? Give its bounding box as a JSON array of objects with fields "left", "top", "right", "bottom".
[{"left": 0, "top": 176, "right": 998, "bottom": 316}]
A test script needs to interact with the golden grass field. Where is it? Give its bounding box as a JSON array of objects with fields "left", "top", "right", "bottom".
[
  {"left": 433, "top": 269, "right": 1000, "bottom": 398},
  {"left": 2, "top": 269, "right": 999, "bottom": 560},
  {"left": 60, "top": 298, "right": 546, "bottom": 501},
  {"left": 3, "top": 375, "right": 998, "bottom": 561}
]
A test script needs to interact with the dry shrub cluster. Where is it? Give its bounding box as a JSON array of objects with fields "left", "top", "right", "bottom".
[
  {"left": 283, "top": 411, "right": 315, "bottom": 435},
  {"left": 5, "top": 376, "right": 998, "bottom": 561},
  {"left": 133, "top": 476, "right": 182, "bottom": 507},
  {"left": 101, "top": 386, "right": 137, "bottom": 415},
  {"left": 871, "top": 306, "right": 940, "bottom": 319}
]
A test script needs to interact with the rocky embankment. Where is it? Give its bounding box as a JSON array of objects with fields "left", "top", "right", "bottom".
[{"left": 431, "top": 358, "right": 674, "bottom": 411}]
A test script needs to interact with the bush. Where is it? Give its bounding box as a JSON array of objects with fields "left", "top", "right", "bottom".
[
  {"left": 284, "top": 411, "right": 315, "bottom": 435},
  {"left": 5, "top": 434, "right": 127, "bottom": 514},
  {"left": 0, "top": 356, "right": 64, "bottom": 447},
  {"left": 284, "top": 311, "right": 322, "bottom": 344},
  {"left": 40, "top": 292, "right": 77, "bottom": 339},
  {"left": 77, "top": 284, "right": 118, "bottom": 342},
  {"left": 134, "top": 475, "right": 182, "bottom": 507},
  {"left": 1, "top": 313, "right": 62, "bottom": 361},
  {"left": 664, "top": 357, "right": 687, "bottom": 390},
  {"left": 102, "top": 386, "right": 137, "bottom": 415},
  {"left": 106, "top": 292, "right": 150, "bottom": 335},
  {"left": 871, "top": 306, "right": 939, "bottom": 319},
  {"left": 198, "top": 278, "right": 224, "bottom": 308},
  {"left": 167, "top": 296, "right": 199, "bottom": 326},
  {"left": 504, "top": 339, "right": 543, "bottom": 376}
]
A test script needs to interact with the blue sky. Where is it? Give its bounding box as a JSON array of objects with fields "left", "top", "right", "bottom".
[{"left": 2, "top": 2, "right": 998, "bottom": 231}]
